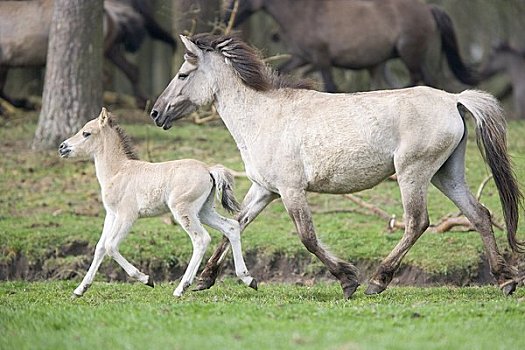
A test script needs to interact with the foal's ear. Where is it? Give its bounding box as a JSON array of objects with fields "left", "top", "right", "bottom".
[
  {"left": 180, "top": 35, "right": 202, "bottom": 60},
  {"left": 98, "top": 107, "right": 111, "bottom": 127}
]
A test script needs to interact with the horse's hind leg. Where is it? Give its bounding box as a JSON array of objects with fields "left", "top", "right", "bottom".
[
  {"left": 431, "top": 141, "right": 518, "bottom": 295},
  {"left": 365, "top": 176, "right": 430, "bottom": 295},
  {"left": 280, "top": 188, "right": 359, "bottom": 299},
  {"left": 194, "top": 184, "right": 277, "bottom": 291},
  {"left": 199, "top": 195, "right": 257, "bottom": 290}
]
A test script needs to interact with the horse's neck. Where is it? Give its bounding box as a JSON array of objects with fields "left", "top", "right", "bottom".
[
  {"left": 213, "top": 79, "right": 270, "bottom": 151},
  {"left": 93, "top": 136, "right": 131, "bottom": 186}
]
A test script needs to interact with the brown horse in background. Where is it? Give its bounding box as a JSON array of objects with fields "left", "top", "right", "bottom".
[
  {"left": 480, "top": 43, "right": 525, "bottom": 120},
  {"left": 225, "top": 0, "right": 478, "bottom": 92},
  {"left": 0, "top": 0, "right": 176, "bottom": 108}
]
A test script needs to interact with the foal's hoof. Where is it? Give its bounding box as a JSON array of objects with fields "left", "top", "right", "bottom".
[
  {"left": 71, "top": 292, "right": 82, "bottom": 300},
  {"left": 500, "top": 280, "right": 517, "bottom": 296},
  {"left": 364, "top": 282, "right": 386, "bottom": 295},
  {"left": 145, "top": 276, "right": 155, "bottom": 288},
  {"left": 249, "top": 279, "right": 258, "bottom": 291},
  {"left": 193, "top": 277, "right": 216, "bottom": 292}
]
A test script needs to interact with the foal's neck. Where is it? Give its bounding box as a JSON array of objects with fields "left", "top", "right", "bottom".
[{"left": 93, "top": 131, "right": 136, "bottom": 185}]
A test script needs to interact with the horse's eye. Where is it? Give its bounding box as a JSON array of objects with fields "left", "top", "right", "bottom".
[
  {"left": 178, "top": 73, "right": 188, "bottom": 80},
  {"left": 82, "top": 131, "right": 91, "bottom": 138}
]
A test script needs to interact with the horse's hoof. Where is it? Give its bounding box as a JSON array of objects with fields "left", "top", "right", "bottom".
[
  {"left": 364, "top": 282, "right": 386, "bottom": 295},
  {"left": 500, "top": 280, "right": 517, "bottom": 296},
  {"left": 249, "top": 279, "right": 258, "bottom": 291},
  {"left": 145, "top": 276, "right": 154, "bottom": 288},
  {"left": 71, "top": 292, "right": 82, "bottom": 300},
  {"left": 193, "top": 278, "right": 215, "bottom": 292},
  {"left": 342, "top": 281, "right": 360, "bottom": 300}
]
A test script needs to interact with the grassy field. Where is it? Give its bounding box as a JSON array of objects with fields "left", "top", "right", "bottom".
[
  {"left": 1, "top": 110, "right": 525, "bottom": 282},
  {"left": 1, "top": 280, "right": 524, "bottom": 350}
]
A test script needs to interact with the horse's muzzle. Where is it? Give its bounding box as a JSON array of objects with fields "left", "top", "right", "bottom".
[
  {"left": 58, "top": 142, "right": 71, "bottom": 158},
  {"left": 150, "top": 100, "right": 197, "bottom": 130}
]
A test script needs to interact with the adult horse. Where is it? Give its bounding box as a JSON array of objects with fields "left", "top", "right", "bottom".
[
  {"left": 0, "top": 0, "right": 176, "bottom": 108},
  {"left": 224, "top": 0, "right": 478, "bottom": 92},
  {"left": 151, "top": 34, "right": 523, "bottom": 299},
  {"left": 480, "top": 43, "right": 525, "bottom": 120}
]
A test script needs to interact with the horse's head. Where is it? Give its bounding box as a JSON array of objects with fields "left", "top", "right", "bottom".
[
  {"left": 59, "top": 108, "right": 113, "bottom": 159},
  {"left": 150, "top": 35, "right": 216, "bottom": 130}
]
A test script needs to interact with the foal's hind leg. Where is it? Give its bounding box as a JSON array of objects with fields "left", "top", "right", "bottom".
[
  {"left": 194, "top": 184, "right": 277, "bottom": 291},
  {"left": 431, "top": 145, "right": 518, "bottom": 295},
  {"left": 199, "top": 198, "right": 257, "bottom": 290},
  {"left": 280, "top": 188, "right": 359, "bottom": 299}
]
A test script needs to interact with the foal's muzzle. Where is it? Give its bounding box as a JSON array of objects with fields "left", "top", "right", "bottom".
[{"left": 58, "top": 142, "right": 71, "bottom": 158}]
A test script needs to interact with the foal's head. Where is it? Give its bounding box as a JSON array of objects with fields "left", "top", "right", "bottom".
[{"left": 59, "top": 108, "right": 137, "bottom": 160}]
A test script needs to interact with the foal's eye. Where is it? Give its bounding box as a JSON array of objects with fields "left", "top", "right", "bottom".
[
  {"left": 178, "top": 73, "right": 189, "bottom": 80},
  {"left": 82, "top": 131, "right": 91, "bottom": 138}
]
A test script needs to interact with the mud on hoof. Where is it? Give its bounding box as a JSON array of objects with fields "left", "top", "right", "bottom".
[
  {"left": 341, "top": 280, "right": 360, "bottom": 300},
  {"left": 500, "top": 280, "right": 518, "bottom": 296},
  {"left": 193, "top": 277, "right": 216, "bottom": 292},
  {"left": 364, "top": 282, "right": 387, "bottom": 295}
]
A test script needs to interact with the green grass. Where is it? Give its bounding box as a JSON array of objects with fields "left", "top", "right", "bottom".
[
  {"left": 1, "top": 111, "right": 525, "bottom": 280},
  {"left": 1, "top": 280, "right": 524, "bottom": 350}
]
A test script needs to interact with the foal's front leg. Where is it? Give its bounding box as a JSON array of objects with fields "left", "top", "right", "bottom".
[
  {"left": 280, "top": 188, "right": 360, "bottom": 299},
  {"left": 73, "top": 213, "right": 114, "bottom": 297}
]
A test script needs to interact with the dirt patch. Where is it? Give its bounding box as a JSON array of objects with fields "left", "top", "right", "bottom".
[{"left": 0, "top": 241, "right": 513, "bottom": 288}]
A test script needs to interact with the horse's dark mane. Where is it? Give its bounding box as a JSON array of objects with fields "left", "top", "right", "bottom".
[
  {"left": 190, "top": 33, "right": 314, "bottom": 91},
  {"left": 107, "top": 117, "right": 139, "bottom": 160}
]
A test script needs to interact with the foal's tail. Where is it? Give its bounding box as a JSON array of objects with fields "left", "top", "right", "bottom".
[
  {"left": 430, "top": 5, "right": 479, "bottom": 85},
  {"left": 209, "top": 165, "right": 242, "bottom": 214},
  {"left": 457, "top": 90, "right": 525, "bottom": 253}
]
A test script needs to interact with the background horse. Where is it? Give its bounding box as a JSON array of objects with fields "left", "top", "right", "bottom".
[
  {"left": 480, "top": 42, "right": 525, "bottom": 120},
  {"left": 59, "top": 108, "right": 256, "bottom": 297},
  {"left": 225, "top": 0, "right": 478, "bottom": 91},
  {"left": 0, "top": 0, "right": 176, "bottom": 108},
  {"left": 151, "top": 33, "right": 522, "bottom": 299}
]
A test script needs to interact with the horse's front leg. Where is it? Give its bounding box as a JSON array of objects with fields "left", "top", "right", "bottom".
[
  {"left": 104, "top": 214, "right": 154, "bottom": 287},
  {"left": 73, "top": 213, "right": 114, "bottom": 297},
  {"left": 194, "top": 184, "right": 277, "bottom": 291},
  {"left": 280, "top": 188, "right": 360, "bottom": 299}
]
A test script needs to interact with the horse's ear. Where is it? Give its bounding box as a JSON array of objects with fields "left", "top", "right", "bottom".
[
  {"left": 180, "top": 35, "right": 202, "bottom": 59},
  {"left": 99, "top": 107, "right": 110, "bottom": 127}
]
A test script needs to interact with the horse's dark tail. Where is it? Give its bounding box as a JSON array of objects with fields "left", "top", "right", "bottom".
[
  {"left": 430, "top": 5, "right": 479, "bottom": 85},
  {"left": 209, "top": 165, "right": 241, "bottom": 214},
  {"left": 130, "top": 0, "right": 177, "bottom": 50},
  {"left": 458, "top": 90, "right": 525, "bottom": 253}
]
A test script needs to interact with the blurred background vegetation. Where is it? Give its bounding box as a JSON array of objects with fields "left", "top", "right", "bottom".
[{"left": 3, "top": 0, "right": 525, "bottom": 118}]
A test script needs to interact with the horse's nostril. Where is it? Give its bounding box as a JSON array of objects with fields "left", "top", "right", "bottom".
[
  {"left": 59, "top": 142, "right": 66, "bottom": 149},
  {"left": 150, "top": 109, "right": 158, "bottom": 119}
]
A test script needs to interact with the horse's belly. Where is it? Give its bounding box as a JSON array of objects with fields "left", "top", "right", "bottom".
[{"left": 304, "top": 153, "right": 395, "bottom": 194}]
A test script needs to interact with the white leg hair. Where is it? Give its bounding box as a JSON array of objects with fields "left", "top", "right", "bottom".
[
  {"left": 171, "top": 207, "right": 211, "bottom": 297},
  {"left": 103, "top": 214, "right": 151, "bottom": 285},
  {"left": 73, "top": 213, "right": 114, "bottom": 297},
  {"left": 199, "top": 199, "right": 254, "bottom": 287}
]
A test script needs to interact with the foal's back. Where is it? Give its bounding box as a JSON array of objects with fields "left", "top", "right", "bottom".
[{"left": 103, "top": 159, "right": 213, "bottom": 217}]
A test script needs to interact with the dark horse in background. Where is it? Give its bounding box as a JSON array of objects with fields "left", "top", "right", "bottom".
[
  {"left": 225, "top": 0, "right": 479, "bottom": 92},
  {"left": 480, "top": 42, "right": 525, "bottom": 120},
  {"left": 0, "top": 0, "right": 176, "bottom": 109}
]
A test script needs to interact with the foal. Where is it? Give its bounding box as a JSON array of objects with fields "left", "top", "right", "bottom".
[{"left": 59, "top": 108, "right": 256, "bottom": 297}]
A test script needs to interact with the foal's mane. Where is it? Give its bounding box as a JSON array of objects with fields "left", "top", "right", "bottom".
[
  {"left": 107, "top": 117, "right": 139, "bottom": 160},
  {"left": 190, "top": 33, "right": 313, "bottom": 91}
]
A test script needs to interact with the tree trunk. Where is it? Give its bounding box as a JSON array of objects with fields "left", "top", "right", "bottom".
[{"left": 33, "top": 0, "right": 103, "bottom": 150}]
